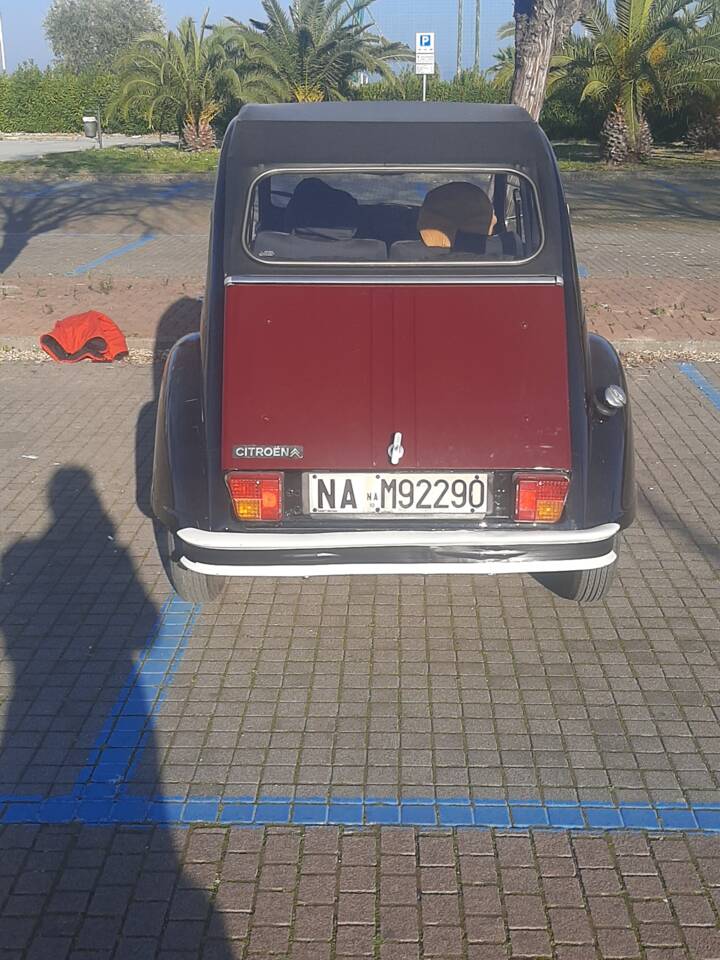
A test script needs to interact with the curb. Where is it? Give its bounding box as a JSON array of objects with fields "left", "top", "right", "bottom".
[
  {"left": 2, "top": 335, "right": 720, "bottom": 364},
  {"left": 614, "top": 339, "right": 720, "bottom": 355},
  {"left": 0, "top": 335, "right": 164, "bottom": 363}
]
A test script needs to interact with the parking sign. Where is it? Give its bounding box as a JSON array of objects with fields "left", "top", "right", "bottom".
[{"left": 415, "top": 32, "right": 435, "bottom": 76}]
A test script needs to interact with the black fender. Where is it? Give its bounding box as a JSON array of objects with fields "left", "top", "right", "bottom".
[
  {"left": 585, "top": 333, "right": 636, "bottom": 529},
  {"left": 151, "top": 333, "right": 209, "bottom": 532}
]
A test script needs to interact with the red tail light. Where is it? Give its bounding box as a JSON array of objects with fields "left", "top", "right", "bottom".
[
  {"left": 514, "top": 474, "right": 569, "bottom": 523},
  {"left": 226, "top": 472, "right": 283, "bottom": 521}
]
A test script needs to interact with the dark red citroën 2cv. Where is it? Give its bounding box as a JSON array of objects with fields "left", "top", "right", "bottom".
[{"left": 152, "top": 102, "right": 635, "bottom": 604}]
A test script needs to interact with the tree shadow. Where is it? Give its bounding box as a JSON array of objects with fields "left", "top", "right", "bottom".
[
  {"left": 0, "top": 183, "right": 152, "bottom": 274},
  {"left": 0, "top": 179, "right": 212, "bottom": 275},
  {"left": 0, "top": 467, "right": 233, "bottom": 955},
  {"left": 563, "top": 170, "right": 720, "bottom": 224},
  {"left": 135, "top": 296, "right": 203, "bottom": 517}
]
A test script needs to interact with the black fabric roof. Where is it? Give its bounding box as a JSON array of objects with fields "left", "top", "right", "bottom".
[
  {"left": 228, "top": 102, "right": 553, "bottom": 169},
  {"left": 237, "top": 102, "right": 533, "bottom": 125},
  {"left": 221, "top": 101, "right": 567, "bottom": 277}
]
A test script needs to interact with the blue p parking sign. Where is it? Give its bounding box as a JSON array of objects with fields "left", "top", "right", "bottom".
[{"left": 415, "top": 31, "right": 435, "bottom": 78}]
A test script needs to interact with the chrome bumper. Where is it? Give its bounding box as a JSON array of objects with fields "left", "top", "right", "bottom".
[{"left": 175, "top": 523, "right": 620, "bottom": 578}]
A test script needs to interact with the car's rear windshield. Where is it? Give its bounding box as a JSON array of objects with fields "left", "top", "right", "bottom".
[{"left": 245, "top": 168, "right": 543, "bottom": 265}]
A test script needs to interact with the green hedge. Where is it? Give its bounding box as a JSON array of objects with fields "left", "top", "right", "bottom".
[
  {"left": 0, "top": 63, "right": 151, "bottom": 134},
  {"left": 357, "top": 69, "right": 502, "bottom": 104},
  {"left": 356, "top": 68, "right": 609, "bottom": 141},
  {"left": 2, "top": 61, "right": 693, "bottom": 143}
]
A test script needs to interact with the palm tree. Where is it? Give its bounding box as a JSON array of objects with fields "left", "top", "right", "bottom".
[
  {"left": 456, "top": 0, "right": 464, "bottom": 76},
  {"left": 473, "top": 0, "right": 482, "bottom": 72},
  {"left": 553, "top": 0, "right": 720, "bottom": 158},
  {"left": 114, "top": 11, "right": 260, "bottom": 149},
  {"left": 490, "top": 44, "right": 516, "bottom": 90},
  {"left": 227, "top": 0, "right": 413, "bottom": 103},
  {"left": 488, "top": 22, "right": 516, "bottom": 91}
]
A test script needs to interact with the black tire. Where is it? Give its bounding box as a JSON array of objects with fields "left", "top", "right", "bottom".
[
  {"left": 535, "top": 557, "right": 617, "bottom": 603},
  {"left": 154, "top": 522, "right": 226, "bottom": 604}
]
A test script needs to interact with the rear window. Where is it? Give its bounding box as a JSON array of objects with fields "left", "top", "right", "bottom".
[{"left": 245, "top": 168, "right": 542, "bottom": 265}]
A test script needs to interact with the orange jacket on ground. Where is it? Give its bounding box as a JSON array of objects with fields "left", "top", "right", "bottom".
[{"left": 40, "top": 311, "right": 128, "bottom": 363}]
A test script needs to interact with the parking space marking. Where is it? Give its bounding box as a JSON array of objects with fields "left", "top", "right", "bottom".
[
  {"left": 0, "top": 596, "right": 198, "bottom": 825},
  {"left": 680, "top": 361, "right": 720, "bottom": 410},
  {"left": 1, "top": 362, "right": 718, "bottom": 830},
  {"left": 66, "top": 233, "right": 156, "bottom": 276},
  {"left": 75, "top": 596, "right": 199, "bottom": 802},
  {"left": 0, "top": 181, "right": 81, "bottom": 200},
  {"left": 0, "top": 588, "right": 720, "bottom": 830}
]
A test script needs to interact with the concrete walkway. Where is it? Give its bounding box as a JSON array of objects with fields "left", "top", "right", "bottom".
[{"left": 0, "top": 134, "right": 176, "bottom": 163}]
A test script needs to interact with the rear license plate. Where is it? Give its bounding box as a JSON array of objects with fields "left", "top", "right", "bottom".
[{"left": 306, "top": 473, "right": 488, "bottom": 516}]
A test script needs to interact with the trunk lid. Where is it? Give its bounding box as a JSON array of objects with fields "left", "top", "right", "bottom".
[{"left": 222, "top": 283, "right": 571, "bottom": 472}]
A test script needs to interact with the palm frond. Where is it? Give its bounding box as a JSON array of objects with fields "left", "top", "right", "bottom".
[
  {"left": 497, "top": 20, "right": 516, "bottom": 41},
  {"left": 557, "top": 0, "right": 720, "bottom": 146},
  {"left": 223, "top": 0, "right": 411, "bottom": 102}
]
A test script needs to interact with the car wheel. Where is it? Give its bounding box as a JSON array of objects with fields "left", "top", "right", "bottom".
[
  {"left": 154, "top": 522, "right": 226, "bottom": 604},
  {"left": 535, "top": 548, "right": 617, "bottom": 603}
]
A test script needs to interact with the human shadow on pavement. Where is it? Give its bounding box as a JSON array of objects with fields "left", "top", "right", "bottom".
[
  {"left": 0, "top": 467, "right": 232, "bottom": 956},
  {"left": 135, "top": 295, "right": 203, "bottom": 517},
  {"left": 642, "top": 486, "right": 720, "bottom": 570}
]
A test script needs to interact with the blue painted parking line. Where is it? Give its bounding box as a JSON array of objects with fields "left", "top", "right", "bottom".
[
  {"left": 75, "top": 596, "right": 198, "bottom": 793},
  {"left": 3, "top": 182, "right": 80, "bottom": 200},
  {"left": 649, "top": 178, "right": 707, "bottom": 202},
  {"left": 3, "top": 586, "right": 720, "bottom": 828},
  {"left": 0, "top": 596, "right": 197, "bottom": 825},
  {"left": 680, "top": 361, "right": 720, "bottom": 411},
  {"left": 157, "top": 181, "right": 204, "bottom": 199},
  {"left": 3, "top": 788, "right": 720, "bottom": 830},
  {"left": 66, "top": 233, "right": 156, "bottom": 276}
]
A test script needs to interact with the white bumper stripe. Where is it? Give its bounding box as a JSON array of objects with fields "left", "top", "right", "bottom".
[
  {"left": 177, "top": 523, "right": 619, "bottom": 552},
  {"left": 180, "top": 551, "right": 617, "bottom": 578}
]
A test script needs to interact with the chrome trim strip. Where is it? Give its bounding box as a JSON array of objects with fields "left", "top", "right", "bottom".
[
  {"left": 180, "top": 551, "right": 617, "bottom": 578},
  {"left": 177, "top": 523, "right": 619, "bottom": 552},
  {"left": 241, "top": 164, "right": 546, "bottom": 269},
  {"left": 224, "top": 274, "right": 563, "bottom": 287}
]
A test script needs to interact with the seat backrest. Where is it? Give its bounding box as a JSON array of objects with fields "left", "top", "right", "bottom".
[
  {"left": 455, "top": 232, "right": 524, "bottom": 258},
  {"left": 489, "top": 230, "right": 523, "bottom": 258},
  {"left": 390, "top": 232, "right": 523, "bottom": 262},
  {"left": 390, "top": 241, "right": 455, "bottom": 262},
  {"left": 253, "top": 231, "right": 387, "bottom": 262}
]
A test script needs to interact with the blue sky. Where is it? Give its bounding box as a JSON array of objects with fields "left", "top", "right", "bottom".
[{"left": 3, "top": 0, "right": 512, "bottom": 76}]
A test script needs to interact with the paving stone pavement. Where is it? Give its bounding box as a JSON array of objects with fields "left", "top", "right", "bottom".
[
  {"left": 0, "top": 360, "right": 720, "bottom": 956},
  {"left": 3, "top": 824, "right": 720, "bottom": 960}
]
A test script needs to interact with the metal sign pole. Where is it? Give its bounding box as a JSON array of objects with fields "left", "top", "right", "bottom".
[
  {"left": 415, "top": 32, "right": 435, "bottom": 102},
  {"left": 474, "top": 0, "right": 481, "bottom": 72}
]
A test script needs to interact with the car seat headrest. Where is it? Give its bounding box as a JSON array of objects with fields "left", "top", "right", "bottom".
[
  {"left": 418, "top": 182, "right": 497, "bottom": 248},
  {"left": 285, "top": 177, "right": 359, "bottom": 237}
]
